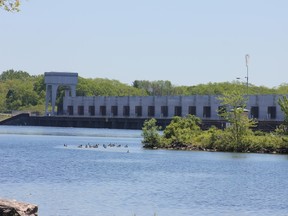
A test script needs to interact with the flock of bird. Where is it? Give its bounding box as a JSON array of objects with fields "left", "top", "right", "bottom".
[{"left": 63, "top": 143, "right": 130, "bottom": 152}]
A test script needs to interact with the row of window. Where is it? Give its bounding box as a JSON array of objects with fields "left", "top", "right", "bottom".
[
  {"left": 250, "top": 106, "right": 276, "bottom": 119},
  {"left": 66, "top": 105, "right": 277, "bottom": 119},
  {"left": 68, "top": 105, "right": 199, "bottom": 117}
]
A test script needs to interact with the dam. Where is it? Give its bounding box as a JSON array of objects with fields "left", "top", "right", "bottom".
[{"left": 0, "top": 72, "right": 284, "bottom": 131}]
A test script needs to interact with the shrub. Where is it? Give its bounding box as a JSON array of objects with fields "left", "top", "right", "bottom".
[{"left": 141, "top": 118, "right": 161, "bottom": 148}]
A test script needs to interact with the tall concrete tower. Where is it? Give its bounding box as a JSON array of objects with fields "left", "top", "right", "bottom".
[{"left": 44, "top": 72, "right": 78, "bottom": 115}]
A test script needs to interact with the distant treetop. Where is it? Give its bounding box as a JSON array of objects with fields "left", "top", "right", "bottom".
[
  {"left": 0, "top": 0, "right": 20, "bottom": 12},
  {"left": 0, "top": 69, "right": 30, "bottom": 81}
]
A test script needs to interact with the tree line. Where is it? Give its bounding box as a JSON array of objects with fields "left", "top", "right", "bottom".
[{"left": 1, "top": 69, "right": 288, "bottom": 114}]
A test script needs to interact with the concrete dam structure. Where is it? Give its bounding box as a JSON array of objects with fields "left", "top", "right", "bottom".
[
  {"left": 59, "top": 72, "right": 283, "bottom": 120},
  {"left": 0, "top": 72, "right": 284, "bottom": 130},
  {"left": 62, "top": 94, "right": 282, "bottom": 122}
]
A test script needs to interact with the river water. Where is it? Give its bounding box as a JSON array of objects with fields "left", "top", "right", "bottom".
[{"left": 0, "top": 126, "right": 288, "bottom": 216}]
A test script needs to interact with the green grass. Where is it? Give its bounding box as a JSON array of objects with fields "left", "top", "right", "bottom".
[{"left": 0, "top": 113, "right": 11, "bottom": 121}]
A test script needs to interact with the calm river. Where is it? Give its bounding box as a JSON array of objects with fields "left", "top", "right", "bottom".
[{"left": 0, "top": 126, "right": 288, "bottom": 216}]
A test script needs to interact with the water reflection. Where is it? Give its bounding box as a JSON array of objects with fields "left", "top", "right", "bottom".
[{"left": 0, "top": 125, "right": 142, "bottom": 138}]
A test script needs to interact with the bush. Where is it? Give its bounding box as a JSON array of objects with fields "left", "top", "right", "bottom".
[
  {"left": 141, "top": 116, "right": 288, "bottom": 154},
  {"left": 141, "top": 118, "right": 161, "bottom": 148},
  {"left": 162, "top": 115, "right": 201, "bottom": 147}
]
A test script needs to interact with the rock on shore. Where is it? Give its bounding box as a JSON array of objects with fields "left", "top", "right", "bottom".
[{"left": 0, "top": 199, "right": 38, "bottom": 216}]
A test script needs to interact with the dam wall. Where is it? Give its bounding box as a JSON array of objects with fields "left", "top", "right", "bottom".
[{"left": 0, "top": 114, "right": 282, "bottom": 132}]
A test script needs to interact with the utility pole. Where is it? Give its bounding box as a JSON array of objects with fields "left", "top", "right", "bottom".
[{"left": 245, "top": 54, "right": 250, "bottom": 95}]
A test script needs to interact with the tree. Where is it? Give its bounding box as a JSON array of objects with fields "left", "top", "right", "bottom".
[
  {"left": 33, "top": 75, "right": 46, "bottom": 103},
  {"left": 5, "top": 79, "right": 39, "bottom": 111},
  {"left": 133, "top": 80, "right": 173, "bottom": 96},
  {"left": 278, "top": 96, "right": 288, "bottom": 133},
  {"left": 77, "top": 77, "right": 147, "bottom": 97},
  {"left": 162, "top": 115, "right": 201, "bottom": 147},
  {"left": 0, "top": 82, "right": 7, "bottom": 112},
  {"left": 276, "top": 84, "right": 288, "bottom": 95},
  {"left": 141, "top": 118, "right": 161, "bottom": 148},
  {"left": 0, "top": 0, "right": 20, "bottom": 11},
  {"left": 217, "top": 90, "right": 257, "bottom": 151},
  {"left": 0, "top": 69, "right": 30, "bottom": 81}
]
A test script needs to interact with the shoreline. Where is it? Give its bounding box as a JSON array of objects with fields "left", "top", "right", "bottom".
[{"left": 146, "top": 145, "right": 288, "bottom": 154}]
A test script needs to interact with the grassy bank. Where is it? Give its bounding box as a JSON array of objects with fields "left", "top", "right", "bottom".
[{"left": 0, "top": 113, "right": 11, "bottom": 121}]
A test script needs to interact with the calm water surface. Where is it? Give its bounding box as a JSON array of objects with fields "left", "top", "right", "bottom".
[{"left": 0, "top": 126, "right": 288, "bottom": 216}]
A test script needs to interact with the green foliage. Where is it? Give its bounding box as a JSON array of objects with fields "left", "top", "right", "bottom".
[
  {"left": 162, "top": 115, "right": 201, "bottom": 146},
  {"left": 278, "top": 96, "right": 288, "bottom": 124},
  {"left": 18, "top": 104, "right": 46, "bottom": 115},
  {"left": 0, "top": 113, "right": 11, "bottom": 121},
  {"left": 133, "top": 80, "right": 282, "bottom": 96},
  {"left": 275, "top": 83, "right": 288, "bottom": 94},
  {"left": 0, "top": 69, "right": 30, "bottom": 81},
  {"left": 0, "top": 71, "right": 43, "bottom": 113},
  {"left": 241, "top": 133, "right": 288, "bottom": 153},
  {"left": 141, "top": 118, "right": 161, "bottom": 148},
  {"left": 277, "top": 95, "right": 288, "bottom": 134},
  {"left": 33, "top": 75, "right": 46, "bottom": 100},
  {"left": 275, "top": 124, "right": 287, "bottom": 135},
  {"left": 133, "top": 80, "right": 173, "bottom": 96},
  {"left": 205, "top": 129, "right": 288, "bottom": 153},
  {"left": 198, "top": 126, "right": 224, "bottom": 150},
  {"left": 141, "top": 119, "right": 288, "bottom": 153},
  {"left": 141, "top": 115, "right": 203, "bottom": 149},
  {"left": 217, "top": 89, "right": 247, "bottom": 109},
  {"left": 5, "top": 79, "right": 39, "bottom": 111},
  {"left": 0, "top": 0, "right": 20, "bottom": 11},
  {"left": 0, "top": 81, "right": 8, "bottom": 112},
  {"left": 217, "top": 90, "right": 257, "bottom": 151},
  {"left": 77, "top": 77, "right": 147, "bottom": 96}
]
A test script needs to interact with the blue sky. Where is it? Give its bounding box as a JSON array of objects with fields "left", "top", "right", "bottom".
[{"left": 1, "top": 0, "right": 287, "bottom": 87}]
